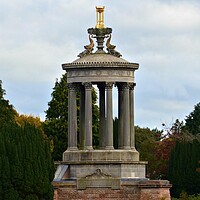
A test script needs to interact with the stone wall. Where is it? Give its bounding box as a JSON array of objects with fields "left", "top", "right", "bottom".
[
  {"left": 54, "top": 188, "right": 140, "bottom": 200},
  {"left": 53, "top": 180, "right": 171, "bottom": 200}
]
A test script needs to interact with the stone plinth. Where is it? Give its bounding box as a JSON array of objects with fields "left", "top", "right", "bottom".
[
  {"left": 53, "top": 179, "right": 172, "bottom": 200},
  {"left": 61, "top": 149, "right": 146, "bottom": 180},
  {"left": 69, "top": 163, "right": 146, "bottom": 180},
  {"left": 63, "top": 149, "right": 140, "bottom": 163}
]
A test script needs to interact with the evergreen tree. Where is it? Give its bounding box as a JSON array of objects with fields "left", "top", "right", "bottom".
[
  {"left": 0, "top": 123, "right": 55, "bottom": 199},
  {"left": 44, "top": 73, "right": 99, "bottom": 161},
  {"left": 0, "top": 80, "right": 17, "bottom": 127},
  {"left": 184, "top": 102, "right": 200, "bottom": 135},
  {"left": 168, "top": 137, "right": 200, "bottom": 197},
  {"left": 0, "top": 80, "right": 5, "bottom": 99}
]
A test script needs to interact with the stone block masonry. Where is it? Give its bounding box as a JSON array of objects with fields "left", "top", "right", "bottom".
[{"left": 53, "top": 180, "right": 171, "bottom": 200}]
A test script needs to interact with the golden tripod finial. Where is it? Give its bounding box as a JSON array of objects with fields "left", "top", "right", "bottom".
[{"left": 95, "top": 6, "right": 105, "bottom": 29}]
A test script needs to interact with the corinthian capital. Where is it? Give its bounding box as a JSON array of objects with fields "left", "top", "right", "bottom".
[
  {"left": 68, "top": 83, "right": 77, "bottom": 91},
  {"left": 83, "top": 82, "right": 92, "bottom": 89},
  {"left": 105, "top": 82, "right": 114, "bottom": 89},
  {"left": 129, "top": 83, "right": 136, "bottom": 90}
]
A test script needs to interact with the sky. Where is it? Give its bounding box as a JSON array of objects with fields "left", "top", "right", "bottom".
[{"left": 0, "top": 0, "right": 200, "bottom": 130}]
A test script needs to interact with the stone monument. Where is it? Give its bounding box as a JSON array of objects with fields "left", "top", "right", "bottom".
[{"left": 53, "top": 6, "right": 171, "bottom": 200}]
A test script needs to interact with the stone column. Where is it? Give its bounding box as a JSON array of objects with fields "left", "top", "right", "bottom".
[
  {"left": 122, "top": 83, "right": 131, "bottom": 149},
  {"left": 98, "top": 83, "right": 106, "bottom": 149},
  {"left": 67, "top": 83, "right": 78, "bottom": 150},
  {"left": 117, "top": 83, "right": 124, "bottom": 149},
  {"left": 84, "top": 82, "right": 93, "bottom": 150},
  {"left": 130, "top": 83, "right": 136, "bottom": 150},
  {"left": 79, "top": 85, "right": 85, "bottom": 150},
  {"left": 105, "top": 82, "right": 114, "bottom": 150}
]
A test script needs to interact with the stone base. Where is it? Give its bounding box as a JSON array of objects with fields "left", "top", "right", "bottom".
[
  {"left": 63, "top": 149, "right": 140, "bottom": 163},
  {"left": 53, "top": 179, "right": 172, "bottom": 200},
  {"left": 67, "top": 162, "right": 147, "bottom": 180},
  {"left": 53, "top": 149, "right": 171, "bottom": 199},
  {"left": 56, "top": 149, "right": 147, "bottom": 182}
]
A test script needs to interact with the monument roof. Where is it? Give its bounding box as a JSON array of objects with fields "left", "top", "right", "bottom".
[
  {"left": 62, "top": 6, "right": 139, "bottom": 71},
  {"left": 73, "top": 53, "right": 128, "bottom": 63},
  {"left": 62, "top": 53, "right": 139, "bottom": 70}
]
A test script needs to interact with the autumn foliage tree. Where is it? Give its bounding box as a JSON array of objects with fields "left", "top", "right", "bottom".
[
  {"left": 135, "top": 126, "right": 163, "bottom": 179},
  {"left": 15, "top": 114, "right": 43, "bottom": 129},
  {"left": 150, "top": 119, "right": 184, "bottom": 179}
]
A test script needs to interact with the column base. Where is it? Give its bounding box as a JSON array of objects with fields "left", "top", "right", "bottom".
[
  {"left": 105, "top": 146, "right": 114, "bottom": 150},
  {"left": 123, "top": 146, "right": 131, "bottom": 150},
  {"left": 99, "top": 146, "right": 106, "bottom": 150},
  {"left": 131, "top": 147, "right": 137, "bottom": 151},
  {"left": 84, "top": 146, "right": 93, "bottom": 150},
  {"left": 68, "top": 147, "right": 78, "bottom": 151}
]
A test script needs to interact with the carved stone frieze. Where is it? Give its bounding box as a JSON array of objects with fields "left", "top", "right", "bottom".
[
  {"left": 67, "top": 69, "right": 133, "bottom": 78},
  {"left": 96, "top": 70, "right": 102, "bottom": 75},
  {"left": 67, "top": 68, "right": 135, "bottom": 83},
  {"left": 85, "top": 169, "right": 111, "bottom": 178},
  {"left": 84, "top": 70, "right": 90, "bottom": 75},
  {"left": 77, "top": 168, "right": 120, "bottom": 190}
]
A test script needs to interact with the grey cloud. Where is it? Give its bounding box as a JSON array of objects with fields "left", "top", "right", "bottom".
[{"left": 1, "top": 0, "right": 200, "bottom": 129}]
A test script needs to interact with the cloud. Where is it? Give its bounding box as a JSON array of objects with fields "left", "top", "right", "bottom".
[{"left": 1, "top": 0, "right": 200, "bottom": 129}]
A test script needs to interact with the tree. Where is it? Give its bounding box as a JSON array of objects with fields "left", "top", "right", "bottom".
[
  {"left": 154, "top": 119, "right": 185, "bottom": 179},
  {"left": 0, "top": 80, "right": 5, "bottom": 99},
  {"left": 0, "top": 80, "right": 17, "bottom": 127},
  {"left": 15, "top": 114, "right": 43, "bottom": 130},
  {"left": 168, "top": 135, "right": 200, "bottom": 197},
  {"left": 162, "top": 119, "right": 184, "bottom": 138},
  {"left": 135, "top": 126, "right": 162, "bottom": 179},
  {"left": 0, "top": 123, "right": 55, "bottom": 199},
  {"left": 44, "top": 73, "right": 99, "bottom": 161},
  {"left": 155, "top": 136, "right": 176, "bottom": 179},
  {"left": 184, "top": 102, "right": 200, "bottom": 135},
  {"left": 0, "top": 81, "right": 54, "bottom": 199}
]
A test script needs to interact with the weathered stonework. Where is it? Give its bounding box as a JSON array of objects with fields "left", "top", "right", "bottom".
[
  {"left": 68, "top": 163, "right": 146, "bottom": 180},
  {"left": 77, "top": 169, "right": 121, "bottom": 190},
  {"left": 53, "top": 180, "right": 171, "bottom": 200},
  {"left": 53, "top": 6, "right": 172, "bottom": 200},
  {"left": 63, "top": 149, "right": 140, "bottom": 163},
  {"left": 63, "top": 54, "right": 138, "bottom": 83}
]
